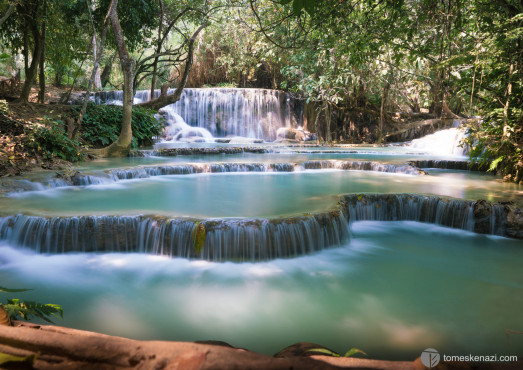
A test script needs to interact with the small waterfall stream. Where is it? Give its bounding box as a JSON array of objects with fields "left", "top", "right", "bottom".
[{"left": 409, "top": 120, "right": 469, "bottom": 156}]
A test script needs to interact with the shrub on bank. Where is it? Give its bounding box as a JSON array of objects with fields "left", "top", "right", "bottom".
[
  {"left": 80, "top": 103, "right": 163, "bottom": 148},
  {"left": 27, "top": 118, "right": 85, "bottom": 162}
]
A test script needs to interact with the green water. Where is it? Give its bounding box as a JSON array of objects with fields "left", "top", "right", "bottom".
[
  {"left": 0, "top": 143, "right": 522, "bottom": 360},
  {"left": 2, "top": 170, "right": 521, "bottom": 217},
  {"left": 0, "top": 222, "right": 521, "bottom": 359}
]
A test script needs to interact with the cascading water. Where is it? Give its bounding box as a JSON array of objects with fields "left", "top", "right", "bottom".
[
  {"left": 0, "top": 210, "right": 350, "bottom": 261},
  {"left": 409, "top": 119, "right": 469, "bottom": 156},
  {"left": 167, "top": 88, "right": 297, "bottom": 141},
  {"left": 0, "top": 194, "right": 517, "bottom": 261},
  {"left": 93, "top": 88, "right": 301, "bottom": 142}
]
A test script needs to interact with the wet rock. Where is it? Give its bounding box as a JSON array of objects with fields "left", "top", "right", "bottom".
[
  {"left": 154, "top": 147, "right": 271, "bottom": 156},
  {"left": 0, "top": 178, "right": 40, "bottom": 193},
  {"left": 276, "top": 127, "right": 314, "bottom": 141},
  {"left": 473, "top": 200, "right": 493, "bottom": 234},
  {"left": 408, "top": 160, "right": 488, "bottom": 172},
  {"left": 504, "top": 203, "right": 523, "bottom": 239},
  {"left": 274, "top": 342, "right": 339, "bottom": 358}
]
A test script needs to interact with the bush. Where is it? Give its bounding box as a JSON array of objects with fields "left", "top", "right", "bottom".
[
  {"left": 27, "top": 118, "right": 85, "bottom": 162},
  {"left": 80, "top": 103, "right": 163, "bottom": 148}
]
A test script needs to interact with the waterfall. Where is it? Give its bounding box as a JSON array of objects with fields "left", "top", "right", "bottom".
[
  {"left": 409, "top": 120, "right": 469, "bottom": 156},
  {"left": 8, "top": 160, "right": 425, "bottom": 191},
  {"left": 408, "top": 160, "right": 486, "bottom": 172},
  {"left": 341, "top": 194, "right": 510, "bottom": 236},
  {"left": 0, "top": 211, "right": 349, "bottom": 261},
  {"left": 1, "top": 194, "right": 518, "bottom": 261},
  {"left": 93, "top": 88, "right": 301, "bottom": 142}
]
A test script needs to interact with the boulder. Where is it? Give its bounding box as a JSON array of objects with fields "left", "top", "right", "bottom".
[{"left": 276, "top": 127, "right": 314, "bottom": 142}]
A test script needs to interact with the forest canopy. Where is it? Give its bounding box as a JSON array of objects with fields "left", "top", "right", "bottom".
[{"left": 0, "top": 0, "right": 521, "bottom": 182}]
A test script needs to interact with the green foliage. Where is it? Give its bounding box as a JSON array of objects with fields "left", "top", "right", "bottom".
[
  {"left": 94, "top": 0, "right": 160, "bottom": 52},
  {"left": 27, "top": 118, "right": 85, "bottom": 162},
  {"left": 0, "top": 286, "right": 63, "bottom": 324},
  {"left": 80, "top": 104, "right": 163, "bottom": 148},
  {"left": 0, "top": 352, "right": 37, "bottom": 366},
  {"left": 461, "top": 5, "right": 523, "bottom": 183},
  {"left": 2, "top": 299, "right": 63, "bottom": 323},
  {"left": 0, "top": 286, "right": 31, "bottom": 293},
  {"left": 0, "top": 99, "right": 9, "bottom": 115},
  {"left": 306, "top": 347, "right": 368, "bottom": 358}
]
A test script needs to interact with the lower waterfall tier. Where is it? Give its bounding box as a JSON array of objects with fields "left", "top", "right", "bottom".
[{"left": 1, "top": 194, "right": 520, "bottom": 261}]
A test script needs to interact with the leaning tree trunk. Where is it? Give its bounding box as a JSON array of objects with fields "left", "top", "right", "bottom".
[
  {"left": 138, "top": 23, "right": 206, "bottom": 111},
  {"left": 92, "top": 0, "right": 134, "bottom": 158}
]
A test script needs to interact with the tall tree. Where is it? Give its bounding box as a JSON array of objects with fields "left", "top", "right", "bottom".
[
  {"left": 93, "top": 0, "right": 134, "bottom": 157},
  {"left": 16, "top": 0, "right": 43, "bottom": 102}
]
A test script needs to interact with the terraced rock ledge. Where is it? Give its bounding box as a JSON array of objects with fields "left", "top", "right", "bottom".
[
  {"left": 1, "top": 194, "right": 521, "bottom": 261},
  {"left": 0, "top": 160, "right": 426, "bottom": 191}
]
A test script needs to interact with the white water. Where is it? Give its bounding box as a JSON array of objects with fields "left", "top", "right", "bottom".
[
  {"left": 1, "top": 221, "right": 522, "bottom": 359},
  {"left": 94, "top": 88, "right": 298, "bottom": 142},
  {"left": 409, "top": 127, "right": 469, "bottom": 156}
]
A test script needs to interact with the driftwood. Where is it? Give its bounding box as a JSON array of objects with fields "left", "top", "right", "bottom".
[
  {"left": 0, "top": 322, "right": 423, "bottom": 369},
  {"left": 0, "top": 321, "right": 521, "bottom": 369}
]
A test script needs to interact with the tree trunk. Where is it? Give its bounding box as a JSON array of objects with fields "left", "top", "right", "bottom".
[
  {"left": 314, "top": 103, "right": 323, "bottom": 145},
  {"left": 101, "top": 54, "right": 116, "bottom": 88},
  {"left": 325, "top": 103, "right": 332, "bottom": 144},
  {"left": 0, "top": 4, "right": 15, "bottom": 28},
  {"left": 92, "top": 34, "right": 102, "bottom": 90},
  {"left": 18, "top": 2, "right": 42, "bottom": 103},
  {"left": 502, "top": 63, "right": 514, "bottom": 139},
  {"left": 37, "top": 0, "right": 47, "bottom": 103},
  {"left": 72, "top": 0, "right": 109, "bottom": 140},
  {"left": 92, "top": 0, "right": 134, "bottom": 158},
  {"left": 379, "top": 82, "right": 390, "bottom": 143},
  {"left": 138, "top": 24, "right": 206, "bottom": 111},
  {"left": 54, "top": 68, "right": 63, "bottom": 87},
  {"left": 150, "top": 0, "right": 165, "bottom": 99}
]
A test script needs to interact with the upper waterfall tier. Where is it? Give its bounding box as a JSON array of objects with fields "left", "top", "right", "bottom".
[{"left": 93, "top": 88, "right": 303, "bottom": 141}]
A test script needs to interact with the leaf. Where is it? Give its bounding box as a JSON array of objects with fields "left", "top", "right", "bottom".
[
  {"left": 344, "top": 348, "right": 368, "bottom": 358},
  {"left": 489, "top": 156, "right": 504, "bottom": 172},
  {"left": 292, "top": 0, "right": 305, "bottom": 15},
  {"left": 303, "top": 0, "right": 315, "bottom": 15},
  {"left": 305, "top": 348, "right": 340, "bottom": 357},
  {"left": 191, "top": 222, "right": 206, "bottom": 255},
  {"left": 0, "top": 286, "right": 32, "bottom": 293},
  {"left": 0, "top": 352, "right": 37, "bottom": 366}
]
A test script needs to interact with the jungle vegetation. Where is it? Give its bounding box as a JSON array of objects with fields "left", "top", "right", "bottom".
[{"left": 0, "top": 0, "right": 521, "bottom": 182}]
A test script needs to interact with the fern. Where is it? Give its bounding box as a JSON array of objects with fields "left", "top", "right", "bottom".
[{"left": 0, "top": 288, "right": 63, "bottom": 324}]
